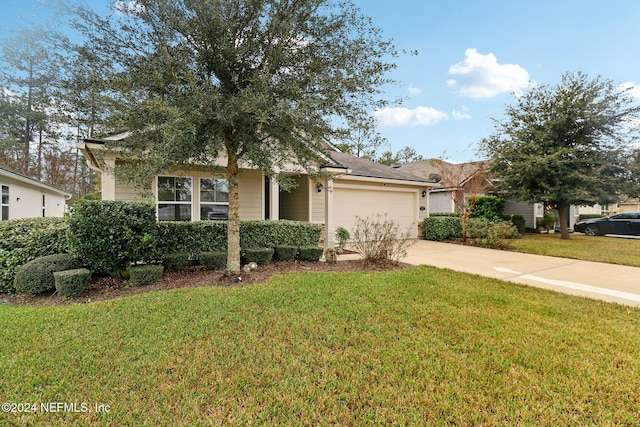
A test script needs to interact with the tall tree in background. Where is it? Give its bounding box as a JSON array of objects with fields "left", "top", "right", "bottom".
[
  {"left": 481, "top": 72, "right": 640, "bottom": 239},
  {"left": 0, "top": 29, "right": 59, "bottom": 176},
  {"left": 68, "top": 0, "right": 399, "bottom": 273},
  {"left": 334, "top": 114, "right": 386, "bottom": 159},
  {"left": 376, "top": 145, "right": 423, "bottom": 165}
]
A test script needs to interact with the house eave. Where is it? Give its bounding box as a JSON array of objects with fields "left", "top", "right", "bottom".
[{"left": 0, "top": 167, "right": 73, "bottom": 199}]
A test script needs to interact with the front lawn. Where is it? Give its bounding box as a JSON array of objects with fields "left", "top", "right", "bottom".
[
  {"left": 508, "top": 233, "right": 640, "bottom": 267},
  {"left": 2, "top": 267, "right": 640, "bottom": 425}
]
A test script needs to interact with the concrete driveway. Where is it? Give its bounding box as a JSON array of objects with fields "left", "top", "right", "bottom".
[{"left": 402, "top": 240, "right": 640, "bottom": 307}]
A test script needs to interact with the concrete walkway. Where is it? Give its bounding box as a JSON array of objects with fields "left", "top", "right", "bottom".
[{"left": 399, "top": 240, "right": 640, "bottom": 307}]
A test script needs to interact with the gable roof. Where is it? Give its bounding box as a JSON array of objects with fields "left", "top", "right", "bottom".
[
  {"left": 326, "top": 151, "right": 435, "bottom": 185},
  {"left": 0, "top": 165, "right": 72, "bottom": 198},
  {"left": 398, "top": 159, "right": 487, "bottom": 187}
]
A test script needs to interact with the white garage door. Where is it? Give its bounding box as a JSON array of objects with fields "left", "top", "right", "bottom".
[{"left": 333, "top": 186, "right": 418, "bottom": 238}]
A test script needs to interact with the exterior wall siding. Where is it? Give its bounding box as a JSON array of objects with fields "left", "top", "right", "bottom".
[{"left": 0, "top": 176, "right": 67, "bottom": 219}]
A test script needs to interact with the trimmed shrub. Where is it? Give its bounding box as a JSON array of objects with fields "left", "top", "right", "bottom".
[
  {"left": 298, "top": 246, "right": 325, "bottom": 261},
  {"left": 54, "top": 268, "right": 91, "bottom": 299},
  {"left": 430, "top": 212, "right": 462, "bottom": 217},
  {"left": 470, "top": 196, "right": 505, "bottom": 220},
  {"left": 156, "top": 220, "right": 321, "bottom": 260},
  {"left": 335, "top": 227, "right": 350, "bottom": 253},
  {"left": 163, "top": 252, "right": 192, "bottom": 272},
  {"left": 242, "top": 248, "right": 274, "bottom": 265},
  {"left": 0, "top": 217, "right": 69, "bottom": 293},
  {"left": 157, "top": 221, "right": 227, "bottom": 257},
  {"left": 423, "top": 217, "right": 462, "bottom": 241},
  {"left": 240, "top": 220, "right": 321, "bottom": 249},
  {"left": 274, "top": 245, "right": 298, "bottom": 261},
  {"left": 14, "top": 253, "right": 83, "bottom": 295},
  {"left": 128, "top": 264, "right": 164, "bottom": 286},
  {"left": 200, "top": 251, "right": 227, "bottom": 270},
  {"left": 67, "top": 200, "right": 158, "bottom": 276}
]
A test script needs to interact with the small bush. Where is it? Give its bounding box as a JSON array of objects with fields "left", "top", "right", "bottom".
[
  {"left": 467, "top": 218, "right": 494, "bottom": 239},
  {"left": 200, "top": 251, "right": 227, "bottom": 269},
  {"left": 14, "top": 254, "right": 83, "bottom": 295},
  {"left": 298, "top": 246, "right": 325, "bottom": 261},
  {"left": 0, "top": 217, "right": 69, "bottom": 293},
  {"left": 163, "top": 252, "right": 192, "bottom": 272},
  {"left": 429, "top": 212, "right": 462, "bottom": 217},
  {"left": 423, "top": 217, "right": 462, "bottom": 241},
  {"left": 475, "top": 221, "right": 520, "bottom": 249},
  {"left": 128, "top": 264, "right": 164, "bottom": 286},
  {"left": 504, "top": 214, "right": 526, "bottom": 234},
  {"left": 579, "top": 214, "right": 605, "bottom": 221},
  {"left": 67, "top": 200, "right": 158, "bottom": 276},
  {"left": 335, "top": 227, "right": 350, "bottom": 253},
  {"left": 274, "top": 245, "right": 298, "bottom": 261},
  {"left": 54, "top": 268, "right": 91, "bottom": 299},
  {"left": 351, "top": 214, "right": 414, "bottom": 265},
  {"left": 242, "top": 248, "right": 274, "bottom": 265}
]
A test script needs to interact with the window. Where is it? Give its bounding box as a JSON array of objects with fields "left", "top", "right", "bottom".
[
  {"left": 601, "top": 204, "right": 609, "bottom": 215},
  {"left": 200, "top": 178, "right": 229, "bottom": 220},
  {"left": 1, "top": 185, "right": 8, "bottom": 221},
  {"left": 42, "top": 194, "right": 46, "bottom": 218},
  {"left": 157, "top": 176, "right": 192, "bottom": 221}
]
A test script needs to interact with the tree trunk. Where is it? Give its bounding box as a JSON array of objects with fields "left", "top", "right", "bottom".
[
  {"left": 557, "top": 202, "right": 571, "bottom": 240},
  {"left": 225, "top": 135, "right": 241, "bottom": 275}
]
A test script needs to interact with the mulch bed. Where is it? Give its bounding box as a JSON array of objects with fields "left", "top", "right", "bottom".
[{"left": 1, "top": 260, "right": 408, "bottom": 307}]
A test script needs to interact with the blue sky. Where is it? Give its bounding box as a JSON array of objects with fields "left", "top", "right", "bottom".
[{"left": 2, "top": 0, "right": 640, "bottom": 162}]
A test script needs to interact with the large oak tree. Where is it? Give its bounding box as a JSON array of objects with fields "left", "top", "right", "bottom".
[
  {"left": 68, "top": 0, "right": 399, "bottom": 273},
  {"left": 481, "top": 72, "right": 640, "bottom": 239}
]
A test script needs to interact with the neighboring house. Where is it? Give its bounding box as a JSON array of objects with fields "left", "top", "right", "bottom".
[
  {"left": 399, "top": 159, "right": 548, "bottom": 229},
  {"left": 397, "top": 159, "right": 493, "bottom": 222},
  {"left": 77, "top": 135, "right": 436, "bottom": 246},
  {"left": 0, "top": 165, "right": 72, "bottom": 221}
]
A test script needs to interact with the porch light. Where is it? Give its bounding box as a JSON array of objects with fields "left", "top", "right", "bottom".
[
  {"left": 317, "top": 182, "right": 324, "bottom": 193},
  {"left": 421, "top": 190, "right": 427, "bottom": 198}
]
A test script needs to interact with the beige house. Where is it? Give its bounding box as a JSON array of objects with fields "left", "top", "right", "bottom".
[
  {"left": 0, "top": 165, "right": 71, "bottom": 220},
  {"left": 78, "top": 135, "right": 435, "bottom": 246}
]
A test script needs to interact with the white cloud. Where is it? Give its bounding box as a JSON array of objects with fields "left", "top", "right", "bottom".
[
  {"left": 618, "top": 82, "right": 640, "bottom": 100},
  {"left": 452, "top": 106, "right": 471, "bottom": 120},
  {"left": 115, "top": 0, "right": 144, "bottom": 15},
  {"left": 408, "top": 83, "right": 422, "bottom": 96},
  {"left": 373, "top": 106, "right": 448, "bottom": 128},
  {"left": 447, "top": 48, "right": 531, "bottom": 98}
]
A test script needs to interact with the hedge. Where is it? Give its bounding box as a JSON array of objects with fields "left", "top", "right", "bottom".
[
  {"left": 163, "top": 252, "right": 193, "bottom": 272},
  {"left": 156, "top": 220, "right": 321, "bottom": 257},
  {"left": 200, "top": 251, "right": 227, "bottom": 270},
  {"left": 128, "top": 264, "right": 164, "bottom": 286},
  {"left": 67, "top": 200, "right": 158, "bottom": 276},
  {"left": 298, "top": 246, "right": 325, "bottom": 261},
  {"left": 0, "top": 218, "right": 69, "bottom": 293},
  {"left": 242, "top": 248, "right": 274, "bottom": 265},
  {"left": 274, "top": 245, "right": 298, "bottom": 261},
  {"left": 423, "top": 217, "right": 462, "bottom": 241},
  {"left": 14, "top": 253, "right": 83, "bottom": 295},
  {"left": 54, "top": 268, "right": 92, "bottom": 299}
]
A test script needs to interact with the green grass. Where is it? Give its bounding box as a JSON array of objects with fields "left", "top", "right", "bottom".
[
  {"left": 2, "top": 267, "right": 640, "bottom": 425},
  {"left": 508, "top": 233, "right": 640, "bottom": 267}
]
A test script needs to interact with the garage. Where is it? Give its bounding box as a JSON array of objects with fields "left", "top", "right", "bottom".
[{"left": 333, "top": 183, "right": 419, "bottom": 238}]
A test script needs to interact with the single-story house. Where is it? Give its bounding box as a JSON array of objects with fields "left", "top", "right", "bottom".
[
  {"left": 77, "top": 135, "right": 437, "bottom": 246},
  {"left": 0, "top": 165, "right": 72, "bottom": 220}
]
